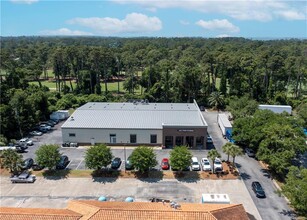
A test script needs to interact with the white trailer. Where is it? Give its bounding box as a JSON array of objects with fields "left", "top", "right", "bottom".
[
  {"left": 201, "top": 194, "right": 230, "bottom": 204},
  {"left": 258, "top": 105, "right": 292, "bottom": 114},
  {"left": 218, "top": 114, "right": 232, "bottom": 136},
  {"left": 50, "top": 110, "right": 69, "bottom": 121}
]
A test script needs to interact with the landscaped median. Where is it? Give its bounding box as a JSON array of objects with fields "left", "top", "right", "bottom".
[{"left": 1, "top": 162, "right": 239, "bottom": 180}]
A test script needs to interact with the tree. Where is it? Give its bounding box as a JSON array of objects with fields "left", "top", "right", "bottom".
[
  {"left": 208, "top": 91, "right": 225, "bottom": 110},
  {"left": 229, "top": 144, "right": 243, "bottom": 164},
  {"left": 35, "top": 144, "right": 61, "bottom": 170},
  {"left": 0, "top": 149, "right": 23, "bottom": 174},
  {"left": 169, "top": 146, "right": 192, "bottom": 172},
  {"left": 222, "top": 143, "right": 233, "bottom": 162},
  {"left": 85, "top": 144, "right": 113, "bottom": 170},
  {"left": 207, "top": 149, "right": 221, "bottom": 173},
  {"left": 282, "top": 166, "right": 307, "bottom": 216},
  {"left": 129, "top": 146, "right": 157, "bottom": 173}
]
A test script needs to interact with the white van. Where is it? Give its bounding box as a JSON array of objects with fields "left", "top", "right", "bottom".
[{"left": 191, "top": 157, "right": 200, "bottom": 171}]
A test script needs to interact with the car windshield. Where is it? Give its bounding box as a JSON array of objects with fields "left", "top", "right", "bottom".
[
  {"left": 204, "top": 162, "right": 210, "bottom": 165},
  {"left": 215, "top": 161, "right": 221, "bottom": 164},
  {"left": 192, "top": 162, "right": 199, "bottom": 165}
]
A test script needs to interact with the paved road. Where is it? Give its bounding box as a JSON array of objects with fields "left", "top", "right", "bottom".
[{"left": 203, "top": 110, "right": 297, "bottom": 220}]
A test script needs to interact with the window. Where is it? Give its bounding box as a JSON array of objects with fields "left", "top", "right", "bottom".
[
  {"left": 110, "top": 134, "right": 116, "bottom": 143},
  {"left": 175, "top": 136, "right": 184, "bottom": 146},
  {"left": 130, "top": 134, "right": 137, "bottom": 144},
  {"left": 196, "top": 136, "right": 204, "bottom": 147},
  {"left": 150, "top": 135, "right": 157, "bottom": 144},
  {"left": 69, "top": 133, "right": 76, "bottom": 137},
  {"left": 165, "top": 136, "right": 173, "bottom": 147}
]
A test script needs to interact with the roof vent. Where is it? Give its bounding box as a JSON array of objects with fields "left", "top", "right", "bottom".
[
  {"left": 145, "top": 99, "right": 149, "bottom": 104},
  {"left": 170, "top": 201, "right": 181, "bottom": 210},
  {"left": 70, "top": 117, "right": 74, "bottom": 121}
]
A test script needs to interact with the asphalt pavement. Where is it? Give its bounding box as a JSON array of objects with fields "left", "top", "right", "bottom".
[{"left": 202, "top": 110, "right": 297, "bottom": 220}]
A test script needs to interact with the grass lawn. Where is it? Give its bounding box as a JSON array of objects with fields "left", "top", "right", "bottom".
[{"left": 30, "top": 80, "right": 143, "bottom": 94}]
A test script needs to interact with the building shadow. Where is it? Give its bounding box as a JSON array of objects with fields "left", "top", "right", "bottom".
[
  {"left": 247, "top": 212, "right": 257, "bottom": 220},
  {"left": 42, "top": 169, "right": 71, "bottom": 180}
]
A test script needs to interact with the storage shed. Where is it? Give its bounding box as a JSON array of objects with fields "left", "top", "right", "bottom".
[{"left": 61, "top": 100, "right": 208, "bottom": 148}]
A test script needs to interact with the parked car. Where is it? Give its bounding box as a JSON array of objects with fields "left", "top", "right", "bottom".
[
  {"left": 10, "top": 171, "right": 36, "bottom": 183},
  {"left": 201, "top": 158, "right": 212, "bottom": 171},
  {"left": 125, "top": 156, "right": 134, "bottom": 170},
  {"left": 32, "top": 163, "right": 45, "bottom": 171},
  {"left": 44, "top": 121, "right": 54, "bottom": 127},
  {"left": 207, "top": 135, "right": 213, "bottom": 144},
  {"left": 245, "top": 148, "right": 255, "bottom": 157},
  {"left": 56, "top": 155, "right": 69, "bottom": 169},
  {"left": 191, "top": 157, "right": 201, "bottom": 171},
  {"left": 21, "top": 158, "right": 34, "bottom": 170},
  {"left": 19, "top": 138, "right": 33, "bottom": 146},
  {"left": 50, "top": 118, "right": 59, "bottom": 124},
  {"left": 48, "top": 120, "right": 57, "bottom": 126},
  {"left": 15, "top": 145, "right": 28, "bottom": 153},
  {"left": 37, "top": 127, "right": 48, "bottom": 133},
  {"left": 30, "top": 130, "right": 43, "bottom": 136},
  {"left": 39, "top": 124, "right": 51, "bottom": 130},
  {"left": 252, "top": 181, "right": 266, "bottom": 198},
  {"left": 214, "top": 158, "right": 223, "bottom": 172},
  {"left": 111, "top": 157, "right": 122, "bottom": 169},
  {"left": 161, "top": 158, "right": 170, "bottom": 170}
]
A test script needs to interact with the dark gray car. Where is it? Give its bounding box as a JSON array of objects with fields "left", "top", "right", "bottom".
[{"left": 10, "top": 171, "right": 36, "bottom": 183}]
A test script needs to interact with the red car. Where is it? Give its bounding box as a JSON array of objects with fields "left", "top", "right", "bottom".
[{"left": 161, "top": 158, "right": 170, "bottom": 170}]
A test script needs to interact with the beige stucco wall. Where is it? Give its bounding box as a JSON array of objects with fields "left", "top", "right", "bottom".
[{"left": 62, "top": 128, "right": 162, "bottom": 145}]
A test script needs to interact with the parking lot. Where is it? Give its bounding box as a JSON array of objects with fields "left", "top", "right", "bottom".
[{"left": 22, "top": 122, "right": 217, "bottom": 171}]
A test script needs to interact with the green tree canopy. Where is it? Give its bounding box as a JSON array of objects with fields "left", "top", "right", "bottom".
[
  {"left": 229, "top": 144, "right": 243, "bottom": 164},
  {"left": 85, "top": 144, "right": 113, "bottom": 170},
  {"left": 35, "top": 144, "right": 61, "bottom": 170},
  {"left": 0, "top": 149, "right": 23, "bottom": 174},
  {"left": 130, "top": 146, "right": 157, "bottom": 173},
  {"left": 207, "top": 149, "right": 221, "bottom": 173},
  {"left": 208, "top": 91, "right": 225, "bottom": 110},
  {"left": 222, "top": 143, "right": 233, "bottom": 162},
  {"left": 282, "top": 166, "right": 307, "bottom": 216},
  {"left": 169, "top": 146, "right": 192, "bottom": 172}
]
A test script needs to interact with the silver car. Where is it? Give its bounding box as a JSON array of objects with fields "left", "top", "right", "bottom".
[{"left": 10, "top": 171, "right": 36, "bottom": 183}]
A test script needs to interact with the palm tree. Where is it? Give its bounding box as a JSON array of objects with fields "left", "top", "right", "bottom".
[
  {"left": 0, "top": 149, "right": 22, "bottom": 174},
  {"left": 230, "top": 145, "right": 243, "bottom": 165},
  {"left": 207, "top": 149, "right": 221, "bottom": 173},
  {"left": 222, "top": 143, "right": 233, "bottom": 162},
  {"left": 208, "top": 91, "right": 225, "bottom": 110}
]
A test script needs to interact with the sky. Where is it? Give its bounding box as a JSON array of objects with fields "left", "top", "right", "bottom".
[{"left": 1, "top": 0, "right": 307, "bottom": 38}]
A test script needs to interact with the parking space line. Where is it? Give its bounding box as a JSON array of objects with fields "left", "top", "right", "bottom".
[
  {"left": 66, "top": 160, "right": 73, "bottom": 170},
  {"left": 76, "top": 159, "right": 84, "bottom": 170}
]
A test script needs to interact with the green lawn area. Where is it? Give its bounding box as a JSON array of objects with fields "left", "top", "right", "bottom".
[{"left": 30, "top": 80, "right": 142, "bottom": 94}]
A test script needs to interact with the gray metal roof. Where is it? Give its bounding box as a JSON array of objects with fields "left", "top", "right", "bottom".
[{"left": 62, "top": 102, "right": 207, "bottom": 129}]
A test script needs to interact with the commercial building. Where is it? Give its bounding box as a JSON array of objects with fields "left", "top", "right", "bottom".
[
  {"left": 61, "top": 100, "right": 208, "bottom": 148},
  {"left": 0, "top": 200, "right": 249, "bottom": 220}
]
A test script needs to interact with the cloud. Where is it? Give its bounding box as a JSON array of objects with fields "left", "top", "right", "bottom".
[
  {"left": 216, "top": 34, "right": 231, "bottom": 38},
  {"left": 275, "top": 10, "right": 305, "bottom": 20},
  {"left": 39, "top": 28, "right": 93, "bottom": 36},
  {"left": 10, "top": 0, "right": 38, "bottom": 4},
  {"left": 180, "top": 20, "right": 190, "bottom": 25},
  {"left": 196, "top": 19, "right": 240, "bottom": 33},
  {"left": 67, "top": 13, "right": 162, "bottom": 35},
  {"left": 112, "top": 0, "right": 306, "bottom": 22}
]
